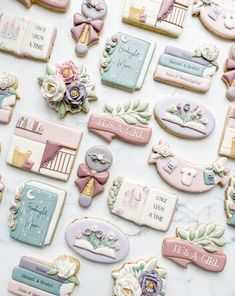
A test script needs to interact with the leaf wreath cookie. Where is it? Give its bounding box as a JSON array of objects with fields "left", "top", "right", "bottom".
[{"left": 38, "top": 61, "right": 97, "bottom": 118}]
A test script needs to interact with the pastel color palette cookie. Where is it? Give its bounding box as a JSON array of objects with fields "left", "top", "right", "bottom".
[
  {"left": 223, "top": 44, "right": 235, "bottom": 101},
  {"left": 17, "top": 0, "right": 71, "bottom": 11}
]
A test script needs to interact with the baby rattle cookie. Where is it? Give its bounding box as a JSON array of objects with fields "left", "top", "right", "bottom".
[
  {"left": 75, "top": 145, "right": 112, "bottom": 208},
  {"left": 163, "top": 222, "right": 227, "bottom": 272},
  {"left": 112, "top": 257, "right": 167, "bottom": 296},
  {"left": 8, "top": 255, "right": 80, "bottom": 296},
  {"left": 17, "top": 0, "right": 70, "bottom": 11},
  {"left": 225, "top": 176, "right": 235, "bottom": 227},
  {"left": 223, "top": 44, "right": 235, "bottom": 101},
  {"left": 71, "top": 0, "right": 107, "bottom": 57}
]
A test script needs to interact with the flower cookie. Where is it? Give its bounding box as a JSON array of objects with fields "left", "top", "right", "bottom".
[
  {"left": 225, "top": 176, "right": 235, "bottom": 227},
  {"left": 65, "top": 217, "right": 129, "bottom": 263},
  {"left": 149, "top": 139, "right": 230, "bottom": 193},
  {"left": 112, "top": 257, "right": 167, "bottom": 296},
  {"left": 122, "top": 0, "right": 190, "bottom": 37},
  {"left": 38, "top": 61, "right": 97, "bottom": 118},
  {"left": 88, "top": 100, "right": 152, "bottom": 144},
  {"left": 153, "top": 44, "right": 219, "bottom": 93},
  {"left": 8, "top": 255, "right": 80, "bottom": 296},
  {"left": 192, "top": 0, "right": 235, "bottom": 40},
  {"left": 223, "top": 44, "right": 235, "bottom": 101},
  {"left": 8, "top": 180, "right": 66, "bottom": 247},
  {"left": 17, "top": 0, "right": 71, "bottom": 11},
  {"left": 0, "top": 72, "right": 20, "bottom": 123},
  {"left": 163, "top": 222, "right": 227, "bottom": 272},
  {"left": 75, "top": 145, "right": 112, "bottom": 208},
  {"left": 71, "top": 0, "right": 107, "bottom": 57},
  {"left": 100, "top": 32, "right": 155, "bottom": 92}
]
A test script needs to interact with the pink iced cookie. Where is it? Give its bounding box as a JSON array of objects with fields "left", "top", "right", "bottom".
[
  {"left": 163, "top": 222, "right": 227, "bottom": 272},
  {"left": 223, "top": 44, "right": 235, "bottom": 101},
  {"left": 18, "top": 0, "right": 70, "bottom": 11}
]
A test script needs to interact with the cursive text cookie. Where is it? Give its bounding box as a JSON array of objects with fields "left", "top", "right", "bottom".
[
  {"left": 154, "top": 98, "right": 215, "bottom": 139},
  {"left": 65, "top": 217, "right": 129, "bottom": 263},
  {"left": 153, "top": 44, "right": 219, "bottom": 93},
  {"left": 8, "top": 180, "right": 66, "bottom": 247},
  {"left": 163, "top": 222, "right": 227, "bottom": 272},
  {"left": 7, "top": 114, "right": 82, "bottom": 181},
  {"left": 225, "top": 176, "right": 235, "bottom": 227},
  {"left": 8, "top": 255, "right": 80, "bottom": 296},
  {"left": 108, "top": 177, "right": 178, "bottom": 232},
  {"left": 122, "top": 0, "right": 190, "bottom": 37},
  {"left": 192, "top": 0, "right": 235, "bottom": 40},
  {"left": 71, "top": 0, "right": 107, "bottom": 57},
  {"left": 38, "top": 61, "right": 97, "bottom": 118},
  {"left": 223, "top": 44, "right": 235, "bottom": 101},
  {"left": 0, "top": 12, "right": 57, "bottom": 61},
  {"left": 112, "top": 257, "right": 167, "bottom": 296},
  {"left": 88, "top": 100, "right": 152, "bottom": 144},
  {"left": 149, "top": 139, "right": 230, "bottom": 193},
  {"left": 17, "top": 0, "right": 70, "bottom": 11},
  {"left": 100, "top": 32, "right": 155, "bottom": 92}
]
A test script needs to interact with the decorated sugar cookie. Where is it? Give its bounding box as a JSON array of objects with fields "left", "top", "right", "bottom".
[
  {"left": 17, "top": 0, "right": 70, "bottom": 11},
  {"left": 100, "top": 32, "right": 155, "bottom": 92},
  {"left": 163, "top": 222, "right": 227, "bottom": 272},
  {"left": 149, "top": 139, "right": 230, "bottom": 193},
  {"left": 65, "top": 217, "right": 129, "bottom": 263},
  {"left": 154, "top": 98, "right": 215, "bottom": 139},
  {"left": 225, "top": 176, "right": 235, "bottom": 227},
  {"left": 0, "top": 175, "right": 4, "bottom": 201},
  {"left": 192, "top": 0, "right": 235, "bottom": 40},
  {"left": 38, "top": 61, "right": 97, "bottom": 118},
  {"left": 88, "top": 100, "right": 152, "bottom": 144},
  {"left": 122, "top": 0, "right": 190, "bottom": 37},
  {"left": 0, "top": 12, "right": 57, "bottom": 61},
  {"left": 75, "top": 145, "right": 112, "bottom": 208},
  {"left": 223, "top": 44, "right": 235, "bottom": 101},
  {"left": 71, "top": 0, "right": 107, "bottom": 57},
  {"left": 8, "top": 180, "right": 66, "bottom": 247},
  {"left": 112, "top": 257, "right": 167, "bottom": 296},
  {"left": 153, "top": 44, "right": 219, "bottom": 93},
  {"left": 108, "top": 176, "right": 178, "bottom": 232},
  {"left": 8, "top": 255, "right": 80, "bottom": 296}
]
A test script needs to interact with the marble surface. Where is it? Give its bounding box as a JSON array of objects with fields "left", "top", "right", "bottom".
[{"left": 0, "top": 0, "right": 235, "bottom": 295}]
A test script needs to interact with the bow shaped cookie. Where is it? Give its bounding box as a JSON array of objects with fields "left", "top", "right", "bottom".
[{"left": 223, "top": 44, "right": 235, "bottom": 101}]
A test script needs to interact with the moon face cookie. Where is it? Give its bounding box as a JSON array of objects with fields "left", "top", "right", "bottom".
[
  {"left": 223, "top": 44, "right": 235, "bottom": 101},
  {"left": 154, "top": 98, "right": 215, "bottom": 139},
  {"left": 17, "top": 0, "right": 71, "bottom": 11},
  {"left": 153, "top": 44, "right": 219, "bottom": 93},
  {"left": 8, "top": 180, "right": 66, "bottom": 247},
  {"left": 122, "top": 0, "right": 190, "bottom": 37},
  {"left": 112, "top": 258, "right": 167, "bottom": 296},
  {"left": 8, "top": 255, "right": 80, "bottom": 296},
  {"left": 225, "top": 176, "right": 235, "bottom": 227},
  {"left": 100, "top": 32, "right": 155, "bottom": 92},
  {"left": 163, "top": 222, "right": 227, "bottom": 272},
  {"left": 149, "top": 139, "right": 230, "bottom": 193},
  {"left": 192, "top": 0, "right": 235, "bottom": 40},
  {"left": 65, "top": 217, "right": 129, "bottom": 263}
]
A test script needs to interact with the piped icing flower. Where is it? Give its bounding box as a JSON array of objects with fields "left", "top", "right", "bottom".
[
  {"left": 64, "top": 81, "right": 87, "bottom": 108},
  {"left": 138, "top": 270, "right": 163, "bottom": 296},
  {"left": 41, "top": 75, "right": 66, "bottom": 103},
  {"left": 0, "top": 73, "right": 17, "bottom": 89},
  {"left": 56, "top": 61, "right": 80, "bottom": 84},
  {"left": 113, "top": 274, "right": 142, "bottom": 296}
]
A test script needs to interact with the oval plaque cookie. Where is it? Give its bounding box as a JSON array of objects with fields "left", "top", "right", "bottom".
[
  {"left": 65, "top": 217, "right": 129, "bottom": 263},
  {"left": 154, "top": 98, "right": 215, "bottom": 139}
]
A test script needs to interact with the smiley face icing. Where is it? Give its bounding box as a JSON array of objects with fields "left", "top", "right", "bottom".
[
  {"left": 17, "top": 0, "right": 71, "bottom": 11},
  {"left": 223, "top": 44, "right": 235, "bottom": 101}
]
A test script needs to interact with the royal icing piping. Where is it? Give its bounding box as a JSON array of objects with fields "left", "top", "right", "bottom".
[{"left": 223, "top": 44, "right": 235, "bottom": 101}]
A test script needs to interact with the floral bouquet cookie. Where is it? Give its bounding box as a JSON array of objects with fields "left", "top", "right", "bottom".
[{"left": 38, "top": 61, "right": 97, "bottom": 118}]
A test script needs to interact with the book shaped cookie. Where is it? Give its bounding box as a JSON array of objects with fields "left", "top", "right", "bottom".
[
  {"left": 8, "top": 180, "right": 66, "bottom": 247},
  {"left": 100, "top": 32, "right": 155, "bottom": 92},
  {"left": 108, "top": 177, "right": 178, "bottom": 232},
  {"left": 223, "top": 44, "right": 235, "bottom": 101},
  {"left": 0, "top": 72, "right": 20, "bottom": 123},
  {"left": 18, "top": 0, "right": 71, "bottom": 11},
  {"left": 153, "top": 44, "right": 219, "bottom": 93},
  {"left": 192, "top": 0, "right": 235, "bottom": 40},
  {"left": 7, "top": 114, "right": 83, "bottom": 181},
  {"left": 8, "top": 255, "right": 80, "bottom": 296},
  {"left": 122, "top": 0, "right": 190, "bottom": 38},
  {"left": 163, "top": 222, "right": 227, "bottom": 272},
  {"left": 149, "top": 139, "right": 230, "bottom": 193},
  {"left": 225, "top": 176, "right": 235, "bottom": 227},
  {"left": 0, "top": 12, "right": 57, "bottom": 61}
]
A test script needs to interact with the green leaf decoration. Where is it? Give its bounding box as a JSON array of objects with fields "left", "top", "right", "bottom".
[
  {"left": 124, "top": 102, "right": 131, "bottom": 112},
  {"left": 68, "top": 276, "right": 80, "bottom": 285},
  {"left": 87, "top": 90, "right": 97, "bottom": 98},
  {"left": 203, "top": 246, "right": 217, "bottom": 253},
  {"left": 132, "top": 114, "right": 149, "bottom": 125},
  {"left": 210, "top": 238, "right": 226, "bottom": 247},
  {"left": 158, "top": 269, "right": 167, "bottom": 277},
  {"left": 132, "top": 99, "right": 140, "bottom": 110},
  {"left": 212, "top": 227, "right": 225, "bottom": 238},
  {"left": 211, "top": 60, "right": 219, "bottom": 69},
  {"left": 193, "top": 49, "right": 201, "bottom": 57},
  {"left": 197, "top": 224, "right": 206, "bottom": 238},
  {"left": 120, "top": 114, "right": 138, "bottom": 125},
  {"left": 37, "top": 76, "right": 45, "bottom": 84},
  {"left": 104, "top": 104, "right": 113, "bottom": 113},
  {"left": 177, "top": 228, "right": 188, "bottom": 240},
  {"left": 46, "top": 64, "right": 55, "bottom": 75},
  {"left": 189, "top": 228, "right": 196, "bottom": 241},
  {"left": 8, "top": 88, "right": 17, "bottom": 95},
  {"left": 47, "top": 268, "right": 58, "bottom": 276},
  {"left": 116, "top": 104, "right": 121, "bottom": 113},
  {"left": 146, "top": 259, "right": 157, "bottom": 271},
  {"left": 138, "top": 112, "right": 152, "bottom": 119},
  {"left": 206, "top": 223, "right": 216, "bottom": 235},
  {"left": 81, "top": 99, "right": 90, "bottom": 113},
  {"left": 198, "top": 239, "right": 210, "bottom": 246},
  {"left": 58, "top": 101, "right": 67, "bottom": 119},
  {"left": 136, "top": 103, "right": 148, "bottom": 112}
]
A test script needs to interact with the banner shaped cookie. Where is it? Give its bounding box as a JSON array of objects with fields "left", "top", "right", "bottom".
[
  {"left": 65, "top": 217, "right": 129, "bottom": 263},
  {"left": 100, "top": 32, "right": 155, "bottom": 92},
  {"left": 153, "top": 44, "right": 219, "bottom": 93},
  {"left": 108, "top": 177, "right": 178, "bottom": 232},
  {"left": 192, "top": 0, "right": 235, "bottom": 40},
  {"left": 0, "top": 12, "right": 57, "bottom": 61},
  {"left": 8, "top": 255, "right": 80, "bottom": 296},
  {"left": 17, "top": 0, "right": 70, "bottom": 11},
  {"left": 163, "top": 222, "right": 227, "bottom": 272},
  {"left": 154, "top": 98, "right": 215, "bottom": 139},
  {"left": 223, "top": 44, "right": 235, "bottom": 101},
  {"left": 0, "top": 73, "right": 20, "bottom": 123},
  {"left": 112, "top": 257, "right": 167, "bottom": 296},
  {"left": 149, "top": 139, "right": 230, "bottom": 193},
  {"left": 88, "top": 100, "right": 152, "bottom": 144},
  {"left": 225, "top": 176, "right": 235, "bottom": 227},
  {"left": 8, "top": 180, "right": 66, "bottom": 247},
  {"left": 122, "top": 0, "right": 190, "bottom": 37},
  {"left": 7, "top": 115, "right": 82, "bottom": 181}
]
